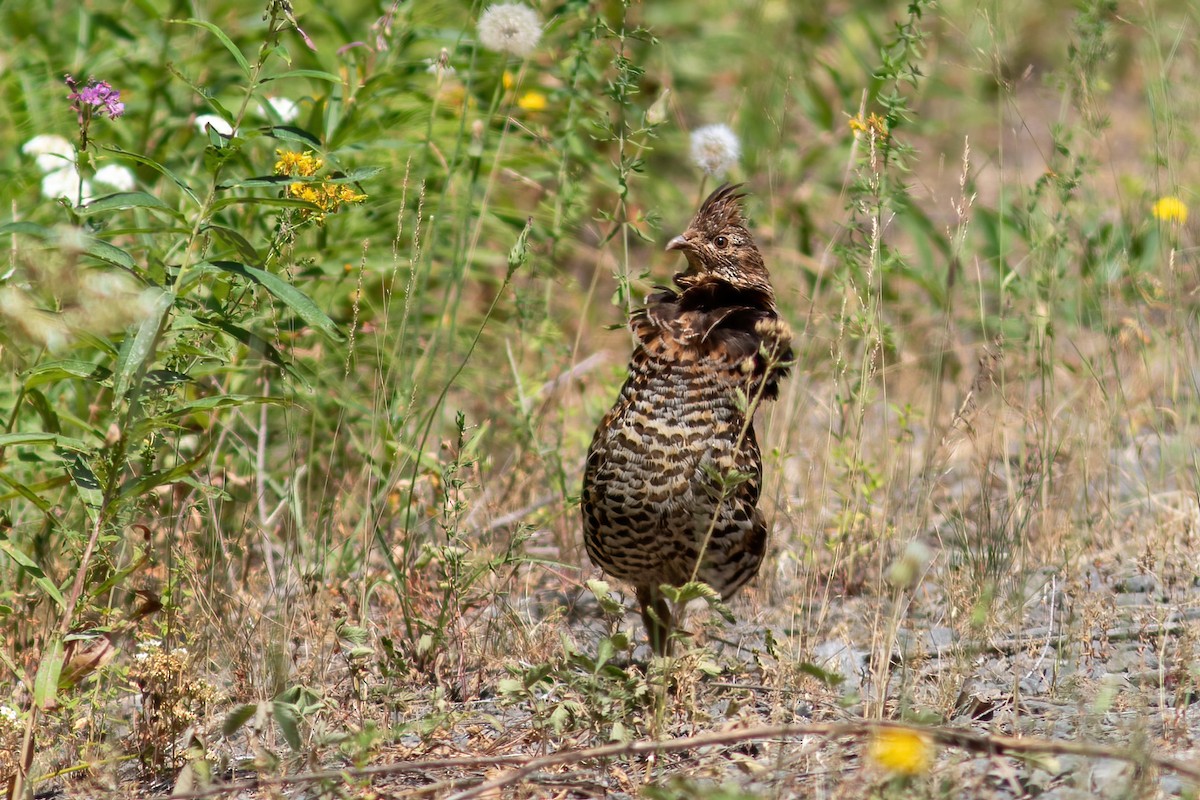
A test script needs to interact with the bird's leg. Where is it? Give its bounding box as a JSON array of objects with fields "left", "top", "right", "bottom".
[{"left": 637, "top": 585, "right": 674, "bottom": 656}]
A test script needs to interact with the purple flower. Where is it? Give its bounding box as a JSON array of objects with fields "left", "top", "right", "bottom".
[{"left": 66, "top": 74, "right": 125, "bottom": 121}]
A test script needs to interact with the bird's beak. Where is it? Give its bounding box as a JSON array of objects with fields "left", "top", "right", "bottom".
[{"left": 666, "top": 234, "right": 689, "bottom": 252}]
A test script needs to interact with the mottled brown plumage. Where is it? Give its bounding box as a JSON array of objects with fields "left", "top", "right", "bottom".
[{"left": 581, "top": 184, "right": 793, "bottom": 653}]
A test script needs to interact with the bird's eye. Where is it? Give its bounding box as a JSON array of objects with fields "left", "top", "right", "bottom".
[{"left": 714, "top": 235, "right": 728, "bottom": 248}]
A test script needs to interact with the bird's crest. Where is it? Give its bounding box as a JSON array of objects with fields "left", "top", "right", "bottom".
[{"left": 692, "top": 183, "right": 748, "bottom": 235}]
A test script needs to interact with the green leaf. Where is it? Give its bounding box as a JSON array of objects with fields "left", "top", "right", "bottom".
[
  {"left": 113, "top": 292, "right": 172, "bottom": 399},
  {"left": 329, "top": 166, "right": 382, "bottom": 183},
  {"left": 209, "top": 261, "right": 344, "bottom": 342},
  {"left": 222, "top": 704, "right": 258, "bottom": 737},
  {"left": 34, "top": 637, "right": 66, "bottom": 709},
  {"left": 206, "top": 225, "right": 261, "bottom": 265},
  {"left": 0, "top": 432, "right": 90, "bottom": 452},
  {"left": 215, "top": 175, "right": 293, "bottom": 191},
  {"left": 118, "top": 451, "right": 207, "bottom": 503},
  {"left": 23, "top": 389, "right": 60, "bottom": 434},
  {"left": 208, "top": 196, "right": 314, "bottom": 213},
  {"left": 272, "top": 701, "right": 302, "bottom": 750},
  {"left": 76, "top": 192, "right": 184, "bottom": 221},
  {"left": 23, "top": 360, "right": 113, "bottom": 389},
  {"left": 263, "top": 126, "right": 322, "bottom": 149},
  {"left": 0, "top": 470, "right": 58, "bottom": 513},
  {"left": 0, "top": 538, "right": 67, "bottom": 609},
  {"left": 0, "top": 221, "right": 52, "bottom": 238},
  {"left": 82, "top": 238, "right": 137, "bottom": 270},
  {"left": 200, "top": 318, "right": 308, "bottom": 385},
  {"left": 100, "top": 146, "right": 199, "bottom": 205},
  {"left": 264, "top": 69, "right": 341, "bottom": 84},
  {"left": 172, "top": 19, "right": 251, "bottom": 76},
  {"left": 797, "top": 661, "right": 846, "bottom": 687}
]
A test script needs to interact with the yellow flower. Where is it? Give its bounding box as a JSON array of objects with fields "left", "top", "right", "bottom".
[
  {"left": 868, "top": 728, "right": 933, "bottom": 776},
  {"left": 502, "top": 70, "right": 515, "bottom": 91},
  {"left": 1152, "top": 195, "right": 1188, "bottom": 225},
  {"left": 275, "top": 149, "right": 323, "bottom": 177},
  {"left": 275, "top": 150, "right": 367, "bottom": 224},
  {"left": 517, "top": 90, "right": 547, "bottom": 111},
  {"left": 848, "top": 112, "right": 889, "bottom": 140}
]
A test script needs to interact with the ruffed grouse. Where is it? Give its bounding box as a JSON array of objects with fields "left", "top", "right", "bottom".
[{"left": 582, "top": 184, "right": 793, "bottom": 654}]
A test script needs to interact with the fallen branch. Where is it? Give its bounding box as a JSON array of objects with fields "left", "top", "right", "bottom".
[{"left": 153, "top": 718, "right": 1200, "bottom": 800}]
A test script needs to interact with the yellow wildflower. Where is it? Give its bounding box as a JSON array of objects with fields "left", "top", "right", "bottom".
[
  {"left": 517, "top": 90, "right": 547, "bottom": 111},
  {"left": 274, "top": 149, "right": 323, "bottom": 177},
  {"left": 848, "top": 112, "right": 889, "bottom": 140},
  {"left": 868, "top": 728, "right": 933, "bottom": 776},
  {"left": 1152, "top": 195, "right": 1188, "bottom": 225},
  {"left": 502, "top": 70, "right": 515, "bottom": 90}
]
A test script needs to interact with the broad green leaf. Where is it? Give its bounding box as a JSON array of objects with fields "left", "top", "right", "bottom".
[
  {"left": 172, "top": 19, "right": 251, "bottom": 76},
  {"left": 0, "top": 432, "right": 91, "bottom": 452},
  {"left": 209, "top": 261, "right": 344, "bottom": 342},
  {"left": 206, "top": 225, "right": 261, "bottom": 265},
  {"left": 209, "top": 196, "right": 313, "bottom": 213},
  {"left": 82, "top": 238, "right": 137, "bottom": 270},
  {"left": 23, "top": 360, "right": 113, "bottom": 389},
  {"left": 222, "top": 704, "right": 258, "bottom": 737},
  {"left": 264, "top": 69, "right": 341, "bottom": 83},
  {"left": 263, "top": 126, "right": 322, "bottom": 149},
  {"left": 0, "top": 221, "right": 52, "bottom": 238},
  {"left": 215, "top": 175, "right": 293, "bottom": 191},
  {"left": 0, "top": 470, "right": 58, "bottom": 513},
  {"left": 330, "top": 166, "right": 382, "bottom": 183},
  {"left": 200, "top": 318, "right": 309, "bottom": 385},
  {"left": 113, "top": 291, "right": 172, "bottom": 399},
  {"left": 101, "top": 146, "right": 199, "bottom": 205},
  {"left": 272, "top": 701, "right": 302, "bottom": 751},
  {"left": 34, "top": 637, "right": 66, "bottom": 709},
  {"left": 76, "top": 192, "right": 183, "bottom": 221},
  {"left": 23, "top": 389, "right": 59, "bottom": 434},
  {"left": 118, "top": 451, "right": 207, "bottom": 502},
  {"left": 0, "top": 539, "right": 66, "bottom": 609}
]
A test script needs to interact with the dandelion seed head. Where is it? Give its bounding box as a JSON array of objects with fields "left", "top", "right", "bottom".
[
  {"left": 477, "top": 3, "right": 542, "bottom": 57},
  {"left": 94, "top": 164, "right": 136, "bottom": 192},
  {"left": 41, "top": 166, "right": 92, "bottom": 202},
  {"left": 267, "top": 96, "right": 300, "bottom": 123},
  {"left": 23, "top": 134, "right": 76, "bottom": 173},
  {"left": 194, "top": 114, "right": 234, "bottom": 136},
  {"left": 1152, "top": 195, "right": 1188, "bottom": 225},
  {"left": 689, "top": 123, "right": 740, "bottom": 178}
]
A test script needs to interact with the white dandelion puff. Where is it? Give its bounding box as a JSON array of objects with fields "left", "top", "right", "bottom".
[
  {"left": 22, "top": 134, "right": 76, "bottom": 173},
  {"left": 689, "top": 123, "right": 741, "bottom": 178},
  {"left": 94, "top": 164, "right": 136, "bottom": 191},
  {"left": 41, "top": 166, "right": 92, "bottom": 202},
  {"left": 477, "top": 3, "right": 542, "bottom": 57},
  {"left": 266, "top": 96, "right": 299, "bottom": 123},
  {"left": 194, "top": 114, "right": 234, "bottom": 136}
]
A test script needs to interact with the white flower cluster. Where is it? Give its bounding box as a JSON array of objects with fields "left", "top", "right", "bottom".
[
  {"left": 477, "top": 3, "right": 542, "bottom": 57},
  {"left": 22, "top": 134, "right": 135, "bottom": 202},
  {"left": 689, "top": 123, "right": 741, "bottom": 178}
]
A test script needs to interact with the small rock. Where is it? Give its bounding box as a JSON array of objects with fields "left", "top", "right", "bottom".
[
  {"left": 811, "top": 640, "right": 869, "bottom": 689},
  {"left": 1114, "top": 573, "right": 1157, "bottom": 593}
]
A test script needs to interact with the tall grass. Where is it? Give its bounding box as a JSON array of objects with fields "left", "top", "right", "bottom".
[{"left": 0, "top": 0, "right": 1197, "bottom": 796}]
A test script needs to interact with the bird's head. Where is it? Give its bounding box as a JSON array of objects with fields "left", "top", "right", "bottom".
[{"left": 666, "top": 183, "right": 772, "bottom": 298}]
